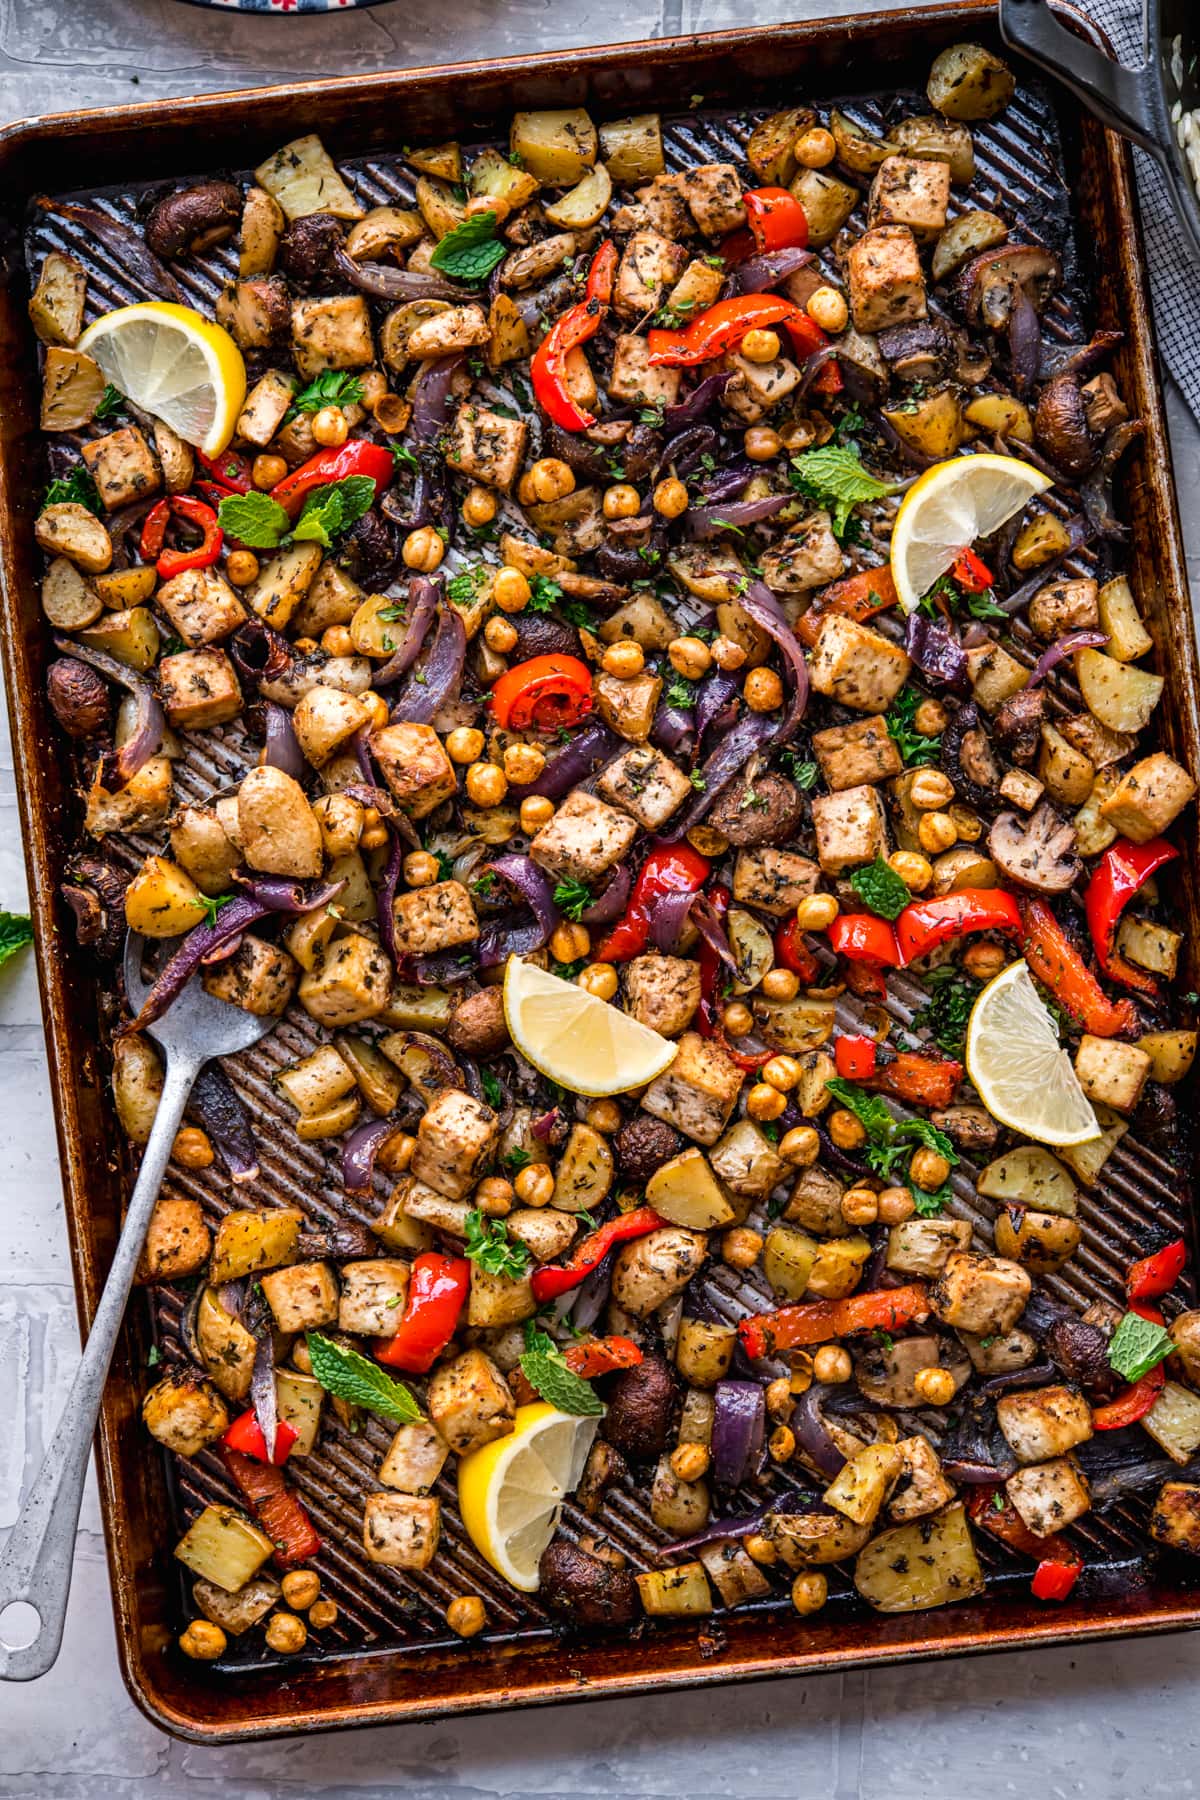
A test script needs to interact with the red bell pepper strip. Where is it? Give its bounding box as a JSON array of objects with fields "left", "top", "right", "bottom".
[
  {"left": 531, "top": 1208, "right": 666, "bottom": 1304},
  {"left": 845, "top": 960, "right": 889, "bottom": 1003},
  {"left": 774, "top": 915, "right": 820, "bottom": 982},
  {"left": 270, "top": 439, "right": 395, "bottom": 520},
  {"left": 871, "top": 1050, "right": 963, "bottom": 1110},
  {"left": 530, "top": 239, "right": 617, "bottom": 431},
  {"left": 595, "top": 843, "right": 711, "bottom": 964},
  {"left": 835, "top": 1034, "right": 878, "bottom": 1081},
  {"left": 490, "top": 653, "right": 593, "bottom": 733},
  {"left": 829, "top": 912, "right": 904, "bottom": 968},
  {"left": 1084, "top": 837, "right": 1179, "bottom": 996},
  {"left": 950, "top": 548, "right": 994, "bottom": 593},
  {"left": 563, "top": 1335, "right": 644, "bottom": 1378},
  {"left": 1127, "top": 1237, "right": 1186, "bottom": 1300},
  {"left": 795, "top": 565, "right": 898, "bottom": 648},
  {"left": 197, "top": 446, "right": 253, "bottom": 493},
  {"left": 781, "top": 311, "right": 842, "bottom": 393},
  {"left": 374, "top": 1253, "right": 470, "bottom": 1373},
  {"left": 221, "top": 1409, "right": 298, "bottom": 1466},
  {"left": 139, "top": 498, "right": 170, "bottom": 563},
  {"left": 1018, "top": 897, "right": 1139, "bottom": 1038},
  {"left": 738, "top": 1283, "right": 931, "bottom": 1359},
  {"left": 220, "top": 1446, "right": 321, "bottom": 1568},
  {"left": 647, "top": 294, "right": 800, "bottom": 366},
  {"left": 895, "top": 888, "right": 1021, "bottom": 964},
  {"left": 743, "top": 186, "right": 809, "bottom": 253},
  {"left": 1030, "top": 1556, "right": 1083, "bottom": 1601},
  {"left": 968, "top": 1487, "right": 1083, "bottom": 1601},
  {"left": 1091, "top": 1365, "right": 1166, "bottom": 1430},
  {"left": 146, "top": 495, "right": 223, "bottom": 580}
]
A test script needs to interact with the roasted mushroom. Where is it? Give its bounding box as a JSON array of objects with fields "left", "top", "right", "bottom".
[
  {"left": 877, "top": 321, "right": 953, "bottom": 383},
  {"left": 279, "top": 213, "right": 348, "bottom": 292},
  {"left": 61, "top": 852, "right": 129, "bottom": 959},
  {"left": 940, "top": 701, "right": 1000, "bottom": 811},
  {"left": 601, "top": 1353, "right": 676, "bottom": 1463},
  {"left": 993, "top": 686, "right": 1045, "bottom": 765},
  {"left": 930, "top": 1103, "right": 999, "bottom": 1154},
  {"left": 538, "top": 1539, "right": 638, "bottom": 1628},
  {"left": 988, "top": 800, "right": 1081, "bottom": 893},
  {"left": 144, "top": 181, "right": 242, "bottom": 260},
  {"left": 1043, "top": 1313, "right": 1122, "bottom": 1402},
  {"left": 707, "top": 770, "right": 805, "bottom": 846},
  {"left": 614, "top": 1116, "right": 684, "bottom": 1186},
  {"left": 47, "top": 656, "right": 109, "bottom": 738},
  {"left": 956, "top": 244, "right": 1063, "bottom": 331},
  {"left": 1034, "top": 375, "right": 1097, "bottom": 479},
  {"left": 511, "top": 611, "right": 579, "bottom": 661},
  {"left": 855, "top": 1332, "right": 971, "bottom": 1406},
  {"left": 446, "top": 987, "right": 510, "bottom": 1058}
]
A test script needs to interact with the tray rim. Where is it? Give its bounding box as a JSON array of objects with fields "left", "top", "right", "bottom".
[{"left": 4, "top": 0, "right": 1199, "bottom": 1743}]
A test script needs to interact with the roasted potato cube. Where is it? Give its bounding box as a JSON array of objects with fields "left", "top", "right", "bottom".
[
  {"left": 1028, "top": 576, "right": 1099, "bottom": 640},
  {"left": 645, "top": 1147, "right": 735, "bottom": 1232},
  {"left": 846, "top": 225, "right": 927, "bottom": 332},
  {"left": 996, "top": 1385, "right": 1092, "bottom": 1464},
  {"left": 811, "top": 784, "right": 889, "bottom": 875},
  {"left": 676, "top": 1316, "right": 737, "bottom": 1387},
  {"left": 246, "top": 542, "right": 323, "bottom": 632},
  {"left": 143, "top": 1372, "right": 230, "bottom": 1458},
  {"left": 623, "top": 953, "right": 701, "bottom": 1037},
  {"left": 825, "top": 1442, "right": 903, "bottom": 1527},
  {"left": 412, "top": 1088, "right": 499, "bottom": 1200},
  {"left": 137, "top": 1195, "right": 212, "bottom": 1284},
  {"left": 766, "top": 1509, "right": 871, "bottom": 1567},
  {"left": 596, "top": 744, "right": 693, "bottom": 829},
  {"left": 363, "top": 1492, "right": 440, "bottom": 1569},
  {"left": 601, "top": 113, "right": 666, "bottom": 183},
  {"left": 291, "top": 295, "right": 374, "bottom": 378},
  {"left": 444, "top": 402, "right": 528, "bottom": 491},
  {"left": 853, "top": 1503, "right": 984, "bottom": 1612},
  {"left": 788, "top": 167, "right": 858, "bottom": 247},
  {"left": 392, "top": 879, "right": 479, "bottom": 956},
  {"left": 29, "top": 250, "right": 87, "bottom": 345},
  {"left": 636, "top": 1562, "right": 712, "bottom": 1616},
  {"left": 256, "top": 134, "right": 364, "bottom": 221},
  {"left": 466, "top": 1264, "right": 536, "bottom": 1328},
  {"left": 428, "top": 1348, "right": 515, "bottom": 1455},
  {"left": 369, "top": 721, "right": 457, "bottom": 818},
  {"left": 612, "top": 1225, "right": 707, "bottom": 1316},
  {"left": 236, "top": 369, "right": 296, "bottom": 447},
  {"left": 239, "top": 185, "right": 286, "bottom": 275},
  {"left": 758, "top": 509, "right": 846, "bottom": 590},
  {"left": 80, "top": 425, "right": 160, "bottom": 511},
  {"left": 529, "top": 788, "right": 639, "bottom": 885},
  {"left": 807, "top": 1232, "right": 873, "bottom": 1300},
  {"left": 1099, "top": 753, "right": 1197, "bottom": 842},
  {"left": 86, "top": 755, "right": 173, "bottom": 840},
  {"left": 510, "top": 108, "right": 597, "bottom": 183},
  {"left": 157, "top": 648, "right": 243, "bottom": 730},
  {"left": 175, "top": 1505, "right": 274, "bottom": 1594},
  {"left": 210, "top": 1207, "right": 303, "bottom": 1287},
  {"left": 651, "top": 1453, "right": 710, "bottom": 1535},
  {"left": 721, "top": 351, "right": 802, "bottom": 426},
  {"left": 810, "top": 615, "right": 911, "bottom": 713},
  {"left": 299, "top": 933, "right": 392, "bottom": 1027},
  {"left": 550, "top": 1123, "right": 614, "bottom": 1214},
  {"left": 40, "top": 347, "right": 106, "bottom": 430},
  {"left": 931, "top": 1251, "right": 1031, "bottom": 1335},
  {"left": 731, "top": 847, "right": 821, "bottom": 915},
  {"left": 1006, "top": 1456, "right": 1090, "bottom": 1536},
  {"left": 928, "top": 42, "right": 1016, "bottom": 120},
  {"left": 812, "top": 716, "right": 903, "bottom": 790},
  {"left": 379, "top": 1420, "right": 451, "bottom": 1495},
  {"left": 885, "top": 1217, "right": 972, "bottom": 1277},
  {"left": 709, "top": 1119, "right": 787, "bottom": 1202},
  {"left": 1149, "top": 1481, "right": 1200, "bottom": 1554},
  {"left": 35, "top": 502, "right": 112, "bottom": 575},
  {"left": 1143, "top": 1380, "right": 1200, "bottom": 1465},
  {"left": 641, "top": 1030, "right": 742, "bottom": 1146},
  {"left": 993, "top": 1206, "right": 1081, "bottom": 1274},
  {"left": 406, "top": 302, "right": 492, "bottom": 357},
  {"left": 203, "top": 933, "right": 298, "bottom": 1017},
  {"left": 507, "top": 1206, "right": 578, "bottom": 1262},
  {"left": 747, "top": 107, "right": 812, "bottom": 185},
  {"left": 868, "top": 155, "right": 950, "bottom": 241},
  {"left": 966, "top": 641, "right": 1029, "bottom": 712},
  {"left": 156, "top": 565, "right": 247, "bottom": 647},
  {"left": 338, "top": 1260, "right": 412, "bottom": 1335},
  {"left": 1073, "top": 1034, "right": 1151, "bottom": 1114},
  {"left": 890, "top": 1436, "right": 956, "bottom": 1522},
  {"left": 194, "top": 1290, "right": 257, "bottom": 1402},
  {"left": 593, "top": 667, "right": 662, "bottom": 743},
  {"left": 259, "top": 1260, "right": 339, "bottom": 1334}
]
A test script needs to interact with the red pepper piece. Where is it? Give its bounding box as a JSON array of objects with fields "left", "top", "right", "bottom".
[
  {"left": 1084, "top": 836, "right": 1179, "bottom": 995},
  {"left": 968, "top": 1487, "right": 1083, "bottom": 1601},
  {"left": 530, "top": 1207, "right": 666, "bottom": 1304},
  {"left": 154, "top": 494, "right": 223, "bottom": 580},
  {"left": 950, "top": 547, "right": 994, "bottom": 593},
  {"left": 595, "top": 843, "right": 711, "bottom": 964},
  {"left": 743, "top": 187, "right": 810, "bottom": 253},
  {"left": 828, "top": 912, "right": 903, "bottom": 967},
  {"left": 835, "top": 1033, "right": 878, "bottom": 1080},
  {"left": 221, "top": 1409, "right": 298, "bottom": 1466},
  {"left": 270, "top": 439, "right": 395, "bottom": 520},
  {"left": 738, "top": 1283, "right": 930, "bottom": 1359},
  {"left": 1127, "top": 1237, "right": 1186, "bottom": 1300},
  {"left": 220, "top": 1446, "right": 321, "bottom": 1568},
  {"left": 374, "top": 1253, "right": 470, "bottom": 1373},
  {"left": 1091, "top": 1365, "right": 1166, "bottom": 1430},
  {"left": 844, "top": 960, "right": 889, "bottom": 1003},
  {"left": 872, "top": 1050, "right": 963, "bottom": 1110},
  {"left": 1031, "top": 1556, "right": 1082, "bottom": 1601},
  {"left": 139, "top": 498, "right": 171, "bottom": 563},
  {"left": 795, "top": 565, "right": 898, "bottom": 647},
  {"left": 1018, "top": 896, "right": 1139, "bottom": 1039},
  {"left": 647, "top": 294, "right": 799, "bottom": 367},
  {"left": 530, "top": 240, "right": 617, "bottom": 431},
  {"left": 197, "top": 446, "right": 253, "bottom": 494},
  {"left": 563, "top": 1335, "right": 644, "bottom": 1379},
  {"left": 773, "top": 915, "right": 819, "bottom": 982},
  {"left": 489, "top": 653, "right": 593, "bottom": 733},
  {"left": 781, "top": 310, "right": 842, "bottom": 392},
  {"left": 896, "top": 888, "right": 1021, "bottom": 964}
]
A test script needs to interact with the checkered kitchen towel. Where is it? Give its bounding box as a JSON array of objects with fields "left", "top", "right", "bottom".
[{"left": 1074, "top": 0, "right": 1200, "bottom": 415}]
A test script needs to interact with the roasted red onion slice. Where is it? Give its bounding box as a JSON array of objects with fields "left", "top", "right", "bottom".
[
  {"left": 342, "top": 1116, "right": 405, "bottom": 1196},
  {"left": 668, "top": 709, "right": 781, "bottom": 837},
  {"left": 486, "top": 854, "right": 561, "bottom": 948},
  {"left": 250, "top": 1331, "right": 281, "bottom": 1465},
  {"left": 735, "top": 579, "right": 811, "bottom": 742},
  {"left": 377, "top": 825, "right": 404, "bottom": 967},
  {"left": 333, "top": 244, "right": 467, "bottom": 303},
  {"left": 663, "top": 371, "right": 733, "bottom": 426},
  {"left": 371, "top": 577, "right": 439, "bottom": 685},
  {"left": 686, "top": 492, "right": 790, "bottom": 541},
  {"left": 654, "top": 1503, "right": 777, "bottom": 1557},
  {"left": 389, "top": 604, "right": 466, "bottom": 725},
  {"left": 580, "top": 862, "right": 632, "bottom": 925},
  {"left": 651, "top": 701, "right": 696, "bottom": 756},
  {"left": 1027, "top": 628, "right": 1108, "bottom": 687},
  {"left": 690, "top": 893, "right": 737, "bottom": 969},
  {"left": 903, "top": 612, "right": 968, "bottom": 690},
  {"left": 795, "top": 343, "right": 843, "bottom": 398},
  {"left": 732, "top": 246, "right": 812, "bottom": 294},
  {"left": 711, "top": 1380, "right": 766, "bottom": 1489},
  {"left": 508, "top": 722, "right": 621, "bottom": 801},
  {"left": 262, "top": 701, "right": 305, "bottom": 781},
  {"left": 411, "top": 354, "right": 466, "bottom": 442},
  {"left": 791, "top": 1382, "right": 847, "bottom": 1478},
  {"left": 38, "top": 198, "right": 185, "bottom": 302},
  {"left": 650, "top": 889, "right": 698, "bottom": 953},
  {"left": 189, "top": 1062, "right": 259, "bottom": 1183},
  {"left": 695, "top": 670, "right": 739, "bottom": 738}
]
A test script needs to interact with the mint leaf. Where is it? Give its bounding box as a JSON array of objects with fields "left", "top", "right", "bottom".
[
  {"left": 289, "top": 370, "right": 363, "bottom": 417},
  {"left": 217, "top": 490, "right": 290, "bottom": 549},
  {"left": 825, "top": 1076, "right": 958, "bottom": 1192},
  {"left": 465, "top": 1207, "right": 531, "bottom": 1280},
  {"left": 41, "top": 466, "right": 101, "bottom": 516},
  {"left": 520, "top": 1323, "right": 605, "bottom": 1417},
  {"left": 429, "top": 211, "right": 507, "bottom": 283},
  {"left": 788, "top": 444, "right": 895, "bottom": 539},
  {"left": 0, "top": 911, "right": 33, "bottom": 967},
  {"left": 292, "top": 475, "right": 377, "bottom": 548},
  {"left": 849, "top": 857, "right": 910, "bottom": 921},
  {"left": 305, "top": 1332, "right": 421, "bottom": 1424},
  {"left": 1107, "top": 1310, "right": 1176, "bottom": 1384}
]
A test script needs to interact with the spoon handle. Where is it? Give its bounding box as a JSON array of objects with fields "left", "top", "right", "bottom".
[{"left": 0, "top": 1046, "right": 201, "bottom": 1680}]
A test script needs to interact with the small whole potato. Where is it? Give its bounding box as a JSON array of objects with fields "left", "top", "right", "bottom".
[
  {"left": 610, "top": 1225, "right": 708, "bottom": 1318},
  {"left": 237, "top": 765, "right": 323, "bottom": 878}
]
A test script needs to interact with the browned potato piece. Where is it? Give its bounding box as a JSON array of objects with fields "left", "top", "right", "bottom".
[
  {"left": 237, "top": 765, "right": 322, "bottom": 877},
  {"left": 137, "top": 1197, "right": 211, "bottom": 1283},
  {"left": 29, "top": 250, "right": 87, "bottom": 345}
]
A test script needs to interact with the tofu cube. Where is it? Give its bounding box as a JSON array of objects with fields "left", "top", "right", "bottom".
[
  {"left": 731, "top": 847, "right": 821, "bottom": 914},
  {"left": 378, "top": 1420, "right": 451, "bottom": 1495},
  {"left": 885, "top": 1216, "right": 972, "bottom": 1277},
  {"left": 593, "top": 668, "right": 663, "bottom": 742},
  {"left": 290, "top": 294, "right": 374, "bottom": 378},
  {"left": 868, "top": 155, "right": 951, "bottom": 242},
  {"left": 412, "top": 1088, "right": 499, "bottom": 1200},
  {"left": 362, "top": 1492, "right": 440, "bottom": 1569},
  {"left": 427, "top": 1348, "right": 515, "bottom": 1455},
  {"left": 259, "top": 1260, "right": 340, "bottom": 1334},
  {"left": 370, "top": 721, "right": 457, "bottom": 819},
  {"left": 684, "top": 163, "right": 747, "bottom": 236},
  {"left": 999, "top": 767, "right": 1045, "bottom": 811},
  {"left": 80, "top": 425, "right": 161, "bottom": 510},
  {"left": 529, "top": 788, "right": 639, "bottom": 884},
  {"left": 157, "top": 648, "right": 243, "bottom": 730},
  {"left": 812, "top": 716, "right": 903, "bottom": 790},
  {"left": 1100, "top": 753, "right": 1197, "bottom": 842},
  {"left": 997, "top": 1385, "right": 1093, "bottom": 1464},
  {"left": 614, "top": 228, "right": 688, "bottom": 317},
  {"left": 597, "top": 744, "right": 693, "bottom": 829},
  {"left": 1006, "top": 1458, "right": 1091, "bottom": 1536},
  {"left": 608, "top": 333, "right": 681, "bottom": 409},
  {"left": 156, "top": 566, "right": 247, "bottom": 647},
  {"left": 810, "top": 784, "right": 889, "bottom": 875},
  {"left": 623, "top": 953, "right": 702, "bottom": 1037},
  {"left": 1149, "top": 1481, "right": 1200, "bottom": 1555},
  {"left": 236, "top": 369, "right": 296, "bottom": 447},
  {"left": 203, "top": 934, "right": 298, "bottom": 1016},
  {"left": 709, "top": 1118, "right": 787, "bottom": 1201},
  {"left": 1115, "top": 915, "right": 1181, "bottom": 980},
  {"left": 337, "top": 1259, "right": 412, "bottom": 1335},
  {"left": 444, "top": 402, "right": 529, "bottom": 491},
  {"left": 641, "top": 1030, "right": 743, "bottom": 1146},
  {"left": 931, "top": 1252, "right": 1031, "bottom": 1335},
  {"left": 889, "top": 1436, "right": 956, "bottom": 1522},
  {"left": 1074, "top": 1034, "right": 1152, "bottom": 1113},
  {"left": 758, "top": 509, "right": 847, "bottom": 589},
  {"left": 846, "top": 225, "right": 927, "bottom": 333},
  {"left": 137, "top": 1196, "right": 211, "bottom": 1283},
  {"left": 395, "top": 1175, "right": 471, "bottom": 1238},
  {"left": 142, "top": 1373, "right": 229, "bottom": 1458},
  {"left": 391, "top": 880, "right": 479, "bottom": 956},
  {"left": 809, "top": 615, "right": 911, "bottom": 713},
  {"left": 630, "top": 174, "right": 694, "bottom": 239},
  {"left": 721, "top": 351, "right": 802, "bottom": 425},
  {"left": 298, "top": 933, "right": 392, "bottom": 1026},
  {"left": 467, "top": 1264, "right": 537, "bottom": 1328}
]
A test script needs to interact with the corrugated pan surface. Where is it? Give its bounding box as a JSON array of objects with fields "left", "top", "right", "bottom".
[{"left": 3, "top": 0, "right": 1200, "bottom": 1742}]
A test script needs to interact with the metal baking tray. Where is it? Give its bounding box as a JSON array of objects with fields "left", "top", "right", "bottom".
[{"left": 4, "top": 0, "right": 1200, "bottom": 1744}]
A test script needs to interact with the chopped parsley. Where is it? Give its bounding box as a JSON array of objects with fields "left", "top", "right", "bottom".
[
  {"left": 665, "top": 673, "right": 698, "bottom": 710},
  {"left": 480, "top": 1067, "right": 503, "bottom": 1109},
  {"left": 559, "top": 596, "right": 597, "bottom": 632},
  {"left": 195, "top": 892, "right": 235, "bottom": 929},
  {"left": 94, "top": 383, "right": 126, "bottom": 420},
  {"left": 689, "top": 769, "right": 707, "bottom": 791},
  {"left": 825, "top": 1075, "right": 958, "bottom": 1202},
  {"left": 40, "top": 466, "right": 101, "bottom": 516},
  {"left": 287, "top": 370, "right": 365, "bottom": 419},
  {"left": 526, "top": 572, "right": 563, "bottom": 612},
  {"left": 913, "top": 965, "right": 981, "bottom": 1057},
  {"left": 885, "top": 685, "right": 942, "bottom": 766},
  {"left": 778, "top": 751, "right": 819, "bottom": 789},
  {"left": 464, "top": 1208, "right": 531, "bottom": 1280},
  {"left": 446, "top": 565, "right": 489, "bottom": 607},
  {"left": 552, "top": 877, "right": 593, "bottom": 921}
]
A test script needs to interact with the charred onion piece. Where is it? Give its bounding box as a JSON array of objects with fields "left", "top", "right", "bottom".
[{"left": 37, "top": 197, "right": 185, "bottom": 303}]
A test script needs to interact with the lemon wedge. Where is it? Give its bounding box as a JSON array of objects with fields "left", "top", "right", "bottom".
[
  {"left": 78, "top": 302, "right": 246, "bottom": 457},
  {"left": 503, "top": 955, "right": 677, "bottom": 1096},
  {"left": 457, "top": 1403, "right": 600, "bottom": 1591},
  {"left": 890, "top": 452, "right": 1052, "bottom": 613},
  {"left": 964, "top": 959, "right": 1100, "bottom": 1147}
]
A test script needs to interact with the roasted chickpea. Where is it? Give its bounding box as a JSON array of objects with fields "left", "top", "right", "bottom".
[
  {"left": 744, "top": 425, "right": 782, "bottom": 461},
  {"left": 744, "top": 1533, "right": 778, "bottom": 1566},
  {"left": 828, "top": 1108, "right": 867, "bottom": 1150},
  {"left": 265, "top": 1612, "right": 307, "bottom": 1654},
  {"left": 465, "top": 762, "right": 507, "bottom": 808},
  {"left": 722, "top": 1000, "right": 754, "bottom": 1036},
  {"left": 670, "top": 1442, "right": 711, "bottom": 1483},
  {"left": 910, "top": 1147, "right": 951, "bottom": 1190},
  {"left": 446, "top": 725, "right": 485, "bottom": 765},
  {"left": 795, "top": 894, "right": 839, "bottom": 932},
  {"left": 520, "top": 458, "right": 576, "bottom": 506},
  {"left": 740, "top": 327, "right": 781, "bottom": 363},
  {"left": 475, "top": 1175, "right": 514, "bottom": 1216},
  {"left": 281, "top": 1569, "right": 321, "bottom": 1611},
  {"left": 360, "top": 824, "right": 389, "bottom": 851},
  {"left": 252, "top": 453, "right": 287, "bottom": 490},
  {"left": 888, "top": 849, "right": 933, "bottom": 893},
  {"left": 484, "top": 614, "right": 519, "bottom": 654},
  {"left": 688, "top": 825, "right": 729, "bottom": 857},
  {"left": 963, "top": 939, "right": 1008, "bottom": 981},
  {"left": 519, "top": 795, "right": 555, "bottom": 834},
  {"left": 769, "top": 1424, "right": 796, "bottom": 1463},
  {"left": 293, "top": 638, "right": 319, "bottom": 656},
  {"left": 403, "top": 525, "right": 445, "bottom": 573},
  {"left": 744, "top": 666, "right": 784, "bottom": 713},
  {"left": 577, "top": 961, "right": 618, "bottom": 1001},
  {"left": 225, "top": 549, "right": 259, "bottom": 587},
  {"left": 747, "top": 1082, "right": 787, "bottom": 1122},
  {"left": 179, "top": 1620, "right": 226, "bottom": 1661},
  {"left": 503, "top": 742, "right": 546, "bottom": 785},
  {"left": 312, "top": 405, "right": 349, "bottom": 448},
  {"left": 780, "top": 1124, "right": 820, "bottom": 1166},
  {"left": 359, "top": 370, "right": 388, "bottom": 411},
  {"left": 321, "top": 623, "right": 355, "bottom": 658},
  {"left": 812, "top": 1344, "right": 852, "bottom": 1384},
  {"left": 602, "top": 640, "right": 645, "bottom": 679},
  {"left": 762, "top": 1379, "right": 793, "bottom": 1424},
  {"left": 403, "top": 850, "right": 441, "bottom": 888},
  {"left": 652, "top": 477, "right": 689, "bottom": 520},
  {"left": 761, "top": 967, "right": 800, "bottom": 1002},
  {"left": 762, "top": 1054, "right": 801, "bottom": 1092},
  {"left": 949, "top": 803, "right": 983, "bottom": 843},
  {"left": 585, "top": 1098, "right": 622, "bottom": 1134},
  {"left": 603, "top": 483, "right": 641, "bottom": 520},
  {"left": 913, "top": 1367, "right": 957, "bottom": 1406},
  {"left": 492, "top": 566, "right": 531, "bottom": 613},
  {"left": 550, "top": 921, "right": 590, "bottom": 963},
  {"left": 378, "top": 1131, "right": 416, "bottom": 1174},
  {"left": 841, "top": 1185, "right": 879, "bottom": 1226},
  {"left": 918, "top": 810, "right": 958, "bottom": 854},
  {"left": 806, "top": 286, "right": 848, "bottom": 333},
  {"left": 795, "top": 126, "right": 836, "bottom": 168},
  {"left": 462, "top": 485, "right": 498, "bottom": 528},
  {"left": 308, "top": 1599, "right": 339, "bottom": 1629},
  {"left": 711, "top": 634, "right": 747, "bottom": 671},
  {"left": 172, "top": 1126, "right": 213, "bottom": 1169},
  {"left": 722, "top": 1226, "right": 764, "bottom": 1270},
  {"left": 668, "top": 635, "right": 712, "bottom": 680},
  {"left": 514, "top": 1162, "right": 555, "bottom": 1207},
  {"left": 446, "top": 1594, "right": 487, "bottom": 1638},
  {"left": 789, "top": 1351, "right": 815, "bottom": 1394},
  {"left": 913, "top": 697, "right": 948, "bottom": 737},
  {"left": 877, "top": 1185, "right": 915, "bottom": 1225},
  {"left": 909, "top": 768, "right": 955, "bottom": 810},
  {"left": 790, "top": 1570, "right": 828, "bottom": 1616}
]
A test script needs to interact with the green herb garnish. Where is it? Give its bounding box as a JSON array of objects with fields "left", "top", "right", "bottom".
[
  {"left": 849, "top": 857, "right": 910, "bottom": 922},
  {"left": 292, "top": 475, "right": 377, "bottom": 549},
  {"left": 788, "top": 444, "right": 895, "bottom": 539},
  {"left": 94, "top": 383, "right": 126, "bottom": 420},
  {"left": 288, "top": 370, "right": 365, "bottom": 419},
  {"left": 215, "top": 490, "right": 291, "bottom": 549},
  {"left": 429, "top": 210, "right": 507, "bottom": 283},
  {"left": 519, "top": 1322, "right": 605, "bottom": 1417},
  {"left": 1107, "top": 1310, "right": 1177, "bottom": 1384},
  {"left": 665, "top": 673, "right": 697, "bottom": 710},
  {"left": 480, "top": 1067, "right": 503, "bottom": 1109},
  {"left": 40, "top": 466, "right": 101, "bottom": 516},
  {"left": 553, "top": 877, "right": 593, "bottom": 921},
  {"left": 885, "top": 685, "right": 942, "bottom": 766},
  {"left": 825, "top": 1076, "right": 959, "bottom": 1192},
  {"left": 913, "top": 965, "right": 981, "bottom": 1057},
  {"left": 465, "top": 1207, "right": 532, "bottom": 1281},
  {"left": 0, "top": 911, "right": 33, "bottom": 968},
  {"left": 306, "top": 1332, "right": 422, "bottom": 1423}
]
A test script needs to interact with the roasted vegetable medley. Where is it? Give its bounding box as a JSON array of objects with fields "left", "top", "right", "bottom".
[{"left": 30, "top": 39, "right": 1200, "bottom": 1663}]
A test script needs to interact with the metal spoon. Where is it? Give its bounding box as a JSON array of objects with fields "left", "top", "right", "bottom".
[{"left": 0, "top": 932, "right": 274, "bottom": 1681}]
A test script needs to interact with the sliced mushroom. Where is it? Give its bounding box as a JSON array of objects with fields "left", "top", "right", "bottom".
[
  {"left": 47, "top": 657, "right": 109, "bottom": 739},
  {"left": 854, "top": 1333, "right": 971, "bottom": 1407},
  {"left": 145, "top": 181, "right": 242, "bottom": 260},
  {"left": 993, "top": 687, "right": 1045, "bottom": 766},
  {"left": 940, "top": 701, "right": 1000, "bottom": 811},
  {"left": 1034, "top": 374, "right": 1096, "bottom": 479},
  {"left": 956, "top": 244, "right": 1062, "bottom": 331},
  {"left": 877, "top": 321, "right": 952, "bottom": 383},
  {"left": 61, "top": 852, "right": 129, "bottom": 959},
  {"left": 279, "top": 213, "right": 346, "bottom": 292},
  {"left": 988, "top": 800, "right": 1080, "bottom": 893}
]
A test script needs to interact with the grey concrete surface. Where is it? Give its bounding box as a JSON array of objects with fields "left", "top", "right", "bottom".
[{"left": 1, "top": 0, "right": 1199, "bottom": 1793}]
